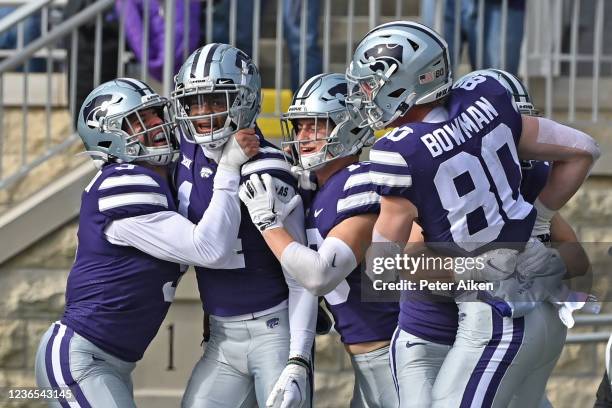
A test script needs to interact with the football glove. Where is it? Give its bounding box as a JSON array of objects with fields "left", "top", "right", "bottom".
[
  {"left": 217, "top": 131, "right": 258, "bottom": 172},
  {"left": 266, "top": 358, "right": 310, "bottom": 408},
  {"left": 239, "top": 173, "right": 302, "bottom": 232}
]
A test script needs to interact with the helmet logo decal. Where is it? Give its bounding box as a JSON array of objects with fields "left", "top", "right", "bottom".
[
  {"left": 360, "top": 43, "right": 403, "bottom": 73},
  {"left": 83, "top": 94, "right": 124, "bottom": 129},
  {"left": 321, "top": 83, "right": 348, "bottom": 106}
]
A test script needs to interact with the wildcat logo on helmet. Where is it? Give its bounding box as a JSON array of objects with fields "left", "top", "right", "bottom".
[
  {"left": 83, "top": 94, "right": 124, "bottom": 129},
  {"left": 359, "top": 44, "right": 403, "bottom": 73},
  {"left": 321, "top": 83, "right": 348, "bottom": 107}
]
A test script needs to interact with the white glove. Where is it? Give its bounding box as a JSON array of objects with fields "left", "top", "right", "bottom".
[
  {"left": 239, "top": 173, "right": 302, "bottom": 232},
  {"left": 266, "top": 362, "right": 309, "bottom": 408},
  {"left": 217, "top": 134, "right": 251, "bottom": 173},
  {"left": 515, "top": 238, "right": 553, "bottom": 280}
]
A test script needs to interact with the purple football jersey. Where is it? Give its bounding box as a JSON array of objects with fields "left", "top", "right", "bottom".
[
  {"left": 62, "top": 163, "right": 182, "bottom": 362},
  {"left": 370, "top": 78, "right": 537, "bottom": 344},
  {"left": 520, "top": 160, "right": 550, "bottom": 204},
  {"left": 305, "top": 162, "right": 399, "bottom": 345},
  {"left": 174, "top": 129, "right": 294, "bottom": 316},
  {"left": 371, "top": 76, "right": 535, "bottom": 254}
]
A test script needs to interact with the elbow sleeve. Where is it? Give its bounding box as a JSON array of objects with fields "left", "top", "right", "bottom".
[
  {"left": 280, "top": 237, "right": 357, "bottom": 296},
  {"left": 537, "top": 117, "right": 601, "bottom": 161}
]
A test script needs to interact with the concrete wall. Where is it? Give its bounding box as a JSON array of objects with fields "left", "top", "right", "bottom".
[{"left": 1, "top": 170, "right": 611, "bottom": 407}]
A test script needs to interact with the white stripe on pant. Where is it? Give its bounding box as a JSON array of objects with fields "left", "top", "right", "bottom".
[
  {"left": 35, "top": 321, "right": 136, "bottom": 408},
  {"left": 431, "top": 302, "right": 566, "bottom": 408}
]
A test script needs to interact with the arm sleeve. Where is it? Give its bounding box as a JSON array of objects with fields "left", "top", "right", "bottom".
[
  {"left": 104, "top": 168, "right": 242, "bottom": 268},
  {"left": 280, "top": 195, "right": 317, "bottom": 360},
  {"left": 280, "top": 237, "right": 357, "bottom": 297}
]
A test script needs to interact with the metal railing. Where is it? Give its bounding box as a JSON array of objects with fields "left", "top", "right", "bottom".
[
  {"left": 567, "top": 315, "right": 612, "bottom": 344},
  {"left": 425, "top": 0, "right": 611, "bottom": 125},
  {"left": 0, "top": 0, "right": 610, "bottom": 199}
]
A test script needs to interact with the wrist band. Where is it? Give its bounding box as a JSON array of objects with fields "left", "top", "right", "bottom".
[{"left": 287, "top": 356, "right": 311, "bottom": 371}]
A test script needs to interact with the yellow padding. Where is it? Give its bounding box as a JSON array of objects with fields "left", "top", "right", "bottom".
[{"left": 261, "top": 88, "right": 294, "bottom": 115}]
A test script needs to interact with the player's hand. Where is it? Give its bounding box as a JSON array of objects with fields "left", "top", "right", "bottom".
[
  {"left": 239, "top": 173, "right": 302, "bottom": 232},
  {"left": 266, "top": 362, "right": 309, "bottom": 408},
  {"left": 516, "top": 238, "right": 553, "bottom": 280},
  {"left": 218, "top": 129, "right": 259, "bottom": 172}
]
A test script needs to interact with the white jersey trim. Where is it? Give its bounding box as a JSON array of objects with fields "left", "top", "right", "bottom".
[
  {"left": 241, "top": 158, "right": 292, "bottom": 176},
  {"left": 370, "top": 171, "right": 413, "bottom": 188},
  {"left": 337, "top": 191, "right": 380, "bottom": 213},
  {"left": 98, "top": 192, "right": 168, "bottom": 211},
  {"left": 369, "top": 150, "right": 409, "bottom": 167},
  {"left": 98, "top": 174, "right": 160, "bottom": 190},
  {"left": 343, "top": 172, "right": 372, "bottom": 190},
  {"left": 85, "top": 170, "right": 102, "bottom": 193}
]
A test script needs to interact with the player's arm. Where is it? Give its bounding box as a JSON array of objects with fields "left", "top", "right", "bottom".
[
  {"left": 263, "top": 213, "right": 376, "bottom": 297},
  {"left": 104, "top": 131, "right": 259, "bottom": 268},
  {"left": 239, "top": 173, "right": 374, "bottom": 296},
  {"left": 518, "top": 116, "right": 600, "bottom": 222},
  {"left": 276, "top": 192, "right": 317, "bottom": 357},
  {"left": 550, "top": 213, "right": 590, "bottom": 279}
]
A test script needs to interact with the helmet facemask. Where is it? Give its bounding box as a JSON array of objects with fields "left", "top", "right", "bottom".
[
  {"left": 104, "top": 97, "right": 178, "bottom": 166},
  {"left": 172, "top": 81, "right": 258, "bottom": 150}
]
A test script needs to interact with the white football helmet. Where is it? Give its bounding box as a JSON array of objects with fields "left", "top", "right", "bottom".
[
  {"left": 77, "top": 78, "right": 177, "bottom": 166},
  {"left": 172, "top": 43, "right": 261, "bottom": 148},
  {"left": 281, "top": 73, "right": 374, "bottom": 171},
  {"left": 346, "top": 21, "right": 452, "bottom": 130}
]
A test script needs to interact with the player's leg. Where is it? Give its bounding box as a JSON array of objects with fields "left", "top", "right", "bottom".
[
  {"left": 431, "top": 301, "right": 524, "bottom": 408},
  {"left": 507, "top": 304, "right": 566, "bottom": 408},
  {"left": 35, "top": 323, "right": 68, "bottom": 408},
  {"left": 36, "top": 322, "right": 137, "bottom": 408},
  {"left": 391, "top": 327, "right": 451, "bottom": 408},
  {"left": 350, "top": 345, "right": 398, "bottom": 408},
  {"left": 247, "top": 309, "right": 309, "bottom": 407},
  {"left": 432, "top": 302, "right": 565, "bottom": 408},
  {"left": 182, "top": 317, "right": 256, "bottom": 408}
]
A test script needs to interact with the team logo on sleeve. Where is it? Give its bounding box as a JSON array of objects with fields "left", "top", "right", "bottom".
[
  {"left": 360, "top": 44, "right": 403, "bottom": 73},
  {"left": 181, "top": 154, "right": 193, "bottom": 170}
]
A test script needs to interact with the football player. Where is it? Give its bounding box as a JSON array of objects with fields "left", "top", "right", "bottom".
[
  {"left": 345, "top": 21, "right": 599, "bottom": 408},
  {"left": 239, "top": 73, "right": 400, "bottom": 408},
  {"left": 34, "top": 78, "right": 258, "bottom": 407},
  {"left": 172, "top": 44, "right": 317, "bottom": 408}
]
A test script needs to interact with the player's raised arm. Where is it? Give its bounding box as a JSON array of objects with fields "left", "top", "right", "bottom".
[{"left": 103, "top": 129, "right": 259, "bottom": 268}]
